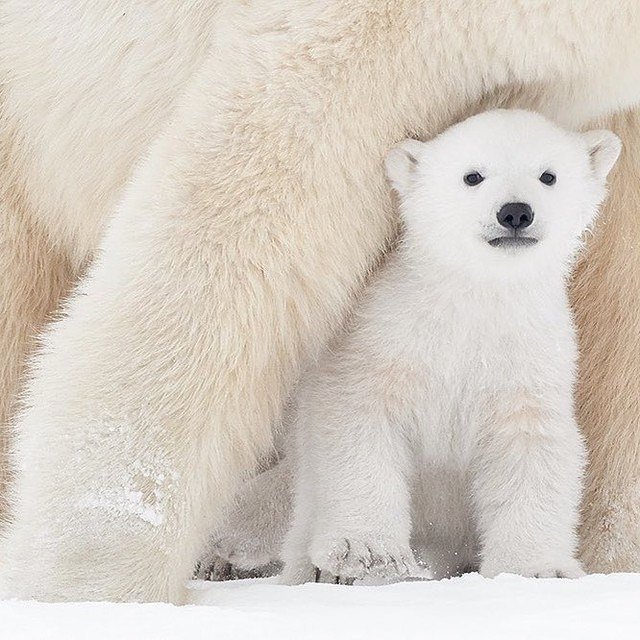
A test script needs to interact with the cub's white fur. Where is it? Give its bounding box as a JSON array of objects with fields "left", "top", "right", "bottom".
[{"left": 282, "top": 110, "right": 621, "bottom": 583}]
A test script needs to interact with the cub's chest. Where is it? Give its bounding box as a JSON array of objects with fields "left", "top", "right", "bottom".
[{"left": 400, "top": 301, "right": 565, "bottom": 422}]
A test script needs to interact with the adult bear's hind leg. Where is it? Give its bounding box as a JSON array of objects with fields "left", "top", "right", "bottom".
[
  {"left": 197, "top": 458, "right": 293, "bottom": 579},
  {"left": 572, "top": 108, "right": 640, "bottom": 573}
]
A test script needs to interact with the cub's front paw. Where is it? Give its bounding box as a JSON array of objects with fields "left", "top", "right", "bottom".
[
  {"left": 481, "top": 557, "right": 585, "bottom": 579},
  {"left": 310, "top": 536, "right": 418, "bottom": 582}
]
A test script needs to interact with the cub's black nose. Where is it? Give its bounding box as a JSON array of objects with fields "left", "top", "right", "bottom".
[{"left": 497, "top": 202, "right": 534, "bottom": 230}]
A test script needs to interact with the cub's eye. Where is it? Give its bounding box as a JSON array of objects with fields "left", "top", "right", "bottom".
[
  {"left": 539, "top": 171, "right": 556, "bottom": 185},
  {"left": 463, "top": 172, "right": 484, "bottom": 186}
]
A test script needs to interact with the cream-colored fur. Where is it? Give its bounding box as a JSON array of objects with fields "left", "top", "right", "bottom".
[
  {"left": 572, "top": 110, "right": 640, "bottom": 573},
  {"left": 0, "top": 1, "right": 639, "bottom": 602},
  {"left": 0, "top": 186, "right": 74, "bottom": 521}
]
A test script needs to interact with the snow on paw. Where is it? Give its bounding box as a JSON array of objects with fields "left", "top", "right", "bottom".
[
  {"left": 310, "top": 536, "right": 417, "bottom": 582},
  {"left": 204, "top": 530, "right": 276, "bottom": 571}
]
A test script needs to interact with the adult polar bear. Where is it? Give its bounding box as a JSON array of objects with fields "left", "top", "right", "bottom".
[{"left": 0, "top": 0, "right": 639, "bottom": 602}]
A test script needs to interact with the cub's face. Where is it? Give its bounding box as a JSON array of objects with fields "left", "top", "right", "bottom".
[{"left": 386, "top": 110, "right": 621, "bottom": 278}]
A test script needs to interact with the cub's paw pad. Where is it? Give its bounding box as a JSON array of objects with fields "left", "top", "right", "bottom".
[
  {"left": 532, "top": 560, "right": 585, "bottom": 579},
  {"left": 481, "top": 558, "right": 585, "bottom": 579},
  {"left": 195, "top": 551, "right": 281, "bottom": 582},
  {"left": 311, "top": 537, "right": 417, "bottom": 582},
  {"left": 194, "top": 555, "right": 233, "bottom": 581}
]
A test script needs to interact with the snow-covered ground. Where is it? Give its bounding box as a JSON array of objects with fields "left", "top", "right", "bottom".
[{"left": 2, "top": 573, "right": 640, "bottom": 639}]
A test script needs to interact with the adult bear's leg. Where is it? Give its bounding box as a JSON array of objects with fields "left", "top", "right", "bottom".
[
  {"left": 0, "top": 1, "right": 221, "bottom": 526},
  {"left": 0, "top": 23, "right": 405, "bottom": 602},
  {"left": 572, "top": 109, "right": 640, "bottom": 573}
]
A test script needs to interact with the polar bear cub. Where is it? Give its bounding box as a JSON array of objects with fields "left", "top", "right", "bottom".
[{"left": 281, "top": 109, "right": 621, "bottom": 584}]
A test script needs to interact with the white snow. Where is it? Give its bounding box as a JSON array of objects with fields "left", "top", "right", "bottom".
[
  {"left": 2, "top": 573, "right": 640, "bottom": 639},
  {"left": 76, "top": 459, "right": 179, "bottom": 528},
  {"left": 77, "top": 487, "right": 166, "bottom": 527}
]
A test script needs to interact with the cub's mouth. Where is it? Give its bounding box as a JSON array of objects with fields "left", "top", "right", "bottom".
[{"left": 488, "top": 236, "right": 539, "bottom": 248}]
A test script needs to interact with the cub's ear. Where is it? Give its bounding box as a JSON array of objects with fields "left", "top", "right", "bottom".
[
  {"left": 582, "top": 129, "right": 622, "bottom": 181},
  {"left": 385, "top": 138, "right": 425, "bottom": 194}
]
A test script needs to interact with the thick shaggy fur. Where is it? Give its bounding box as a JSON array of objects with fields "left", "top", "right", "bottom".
[
  {"left": 0, "top": 1, "right": 639, "bottom": 602},
  {"left": 282, "top": 110, "right": 619, "bottom": 584},
  {"left": 572, "top": 109, "right": 640, "bottom": 572}
]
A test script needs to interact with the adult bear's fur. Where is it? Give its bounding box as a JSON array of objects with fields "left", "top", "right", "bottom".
[
  {"left": 0, "top": 1, "right": 639, "bottom": 602},
  {"left": 571, "top": 108, "right": 640, "bottom": 573}
]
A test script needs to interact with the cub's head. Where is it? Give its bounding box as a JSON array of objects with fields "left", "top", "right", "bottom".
[{"left": 386, "top": 109, "right": 621, "bottom": 278}]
